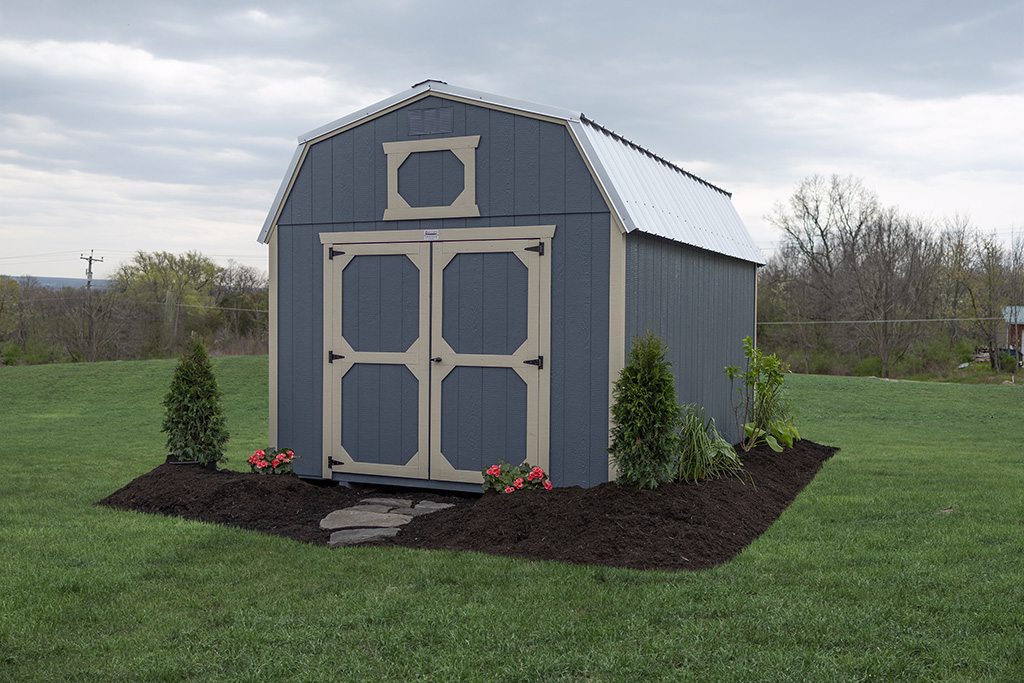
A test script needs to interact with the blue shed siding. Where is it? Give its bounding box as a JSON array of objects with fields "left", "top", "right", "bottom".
[
  {"left": 275, "top": 96, "right": 611, "bottom": 487},
  {"left": 624, "top": 233, "right": 757, "bottom": 445}
]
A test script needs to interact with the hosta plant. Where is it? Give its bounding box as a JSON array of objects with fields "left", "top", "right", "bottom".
[
  {"left": 248, "top": 447, "right": 297, "bottom": 475},
  {"left": 482, "top": 461, "right": 553, "bottom": 494},
  {"left": 725, "top": 336, "right": 800, "bottom": 452}
]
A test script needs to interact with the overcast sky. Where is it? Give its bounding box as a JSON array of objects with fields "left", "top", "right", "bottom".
[{"left": 1, "top": 1, "right": 1021, "bottom": 278}]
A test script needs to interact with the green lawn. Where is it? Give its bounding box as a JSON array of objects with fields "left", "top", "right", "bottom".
[{"left": 1, "top": 358, "right": 1021, "bottom": 681}]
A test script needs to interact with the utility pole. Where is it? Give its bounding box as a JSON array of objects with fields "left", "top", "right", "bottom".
[
  {"left": 79, "top": 250, "right": 104, "bottom": 361},
  {"left": 80, "top": 250, "right": 104, "bottom": 289}
]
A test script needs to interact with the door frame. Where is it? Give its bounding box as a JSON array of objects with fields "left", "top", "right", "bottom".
[{"left": 320, "top": 225, "right": 555, "bottom": 481}]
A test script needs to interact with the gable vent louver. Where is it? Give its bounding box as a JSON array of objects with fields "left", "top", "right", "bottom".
[{"left": 408, "top": 107, "right": 454, "bottom": 136}]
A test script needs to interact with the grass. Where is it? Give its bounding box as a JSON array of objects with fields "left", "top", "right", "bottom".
[{"left": 1, "top": 357, "right": 1022, "bottom": 681}]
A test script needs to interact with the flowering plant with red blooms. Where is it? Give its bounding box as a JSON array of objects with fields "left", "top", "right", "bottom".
[
  {"left": 481, "top": 460, "right": 553, "bottom": 494},
  {"left": 248, "top": 447, "right": 297, "bottom": 475}
]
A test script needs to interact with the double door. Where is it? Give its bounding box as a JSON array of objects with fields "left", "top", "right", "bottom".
[{"left": 323, "top": 234, "right": 550, "bottom": 484}]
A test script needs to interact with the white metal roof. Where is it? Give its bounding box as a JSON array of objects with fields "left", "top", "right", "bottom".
[{"left": 259, "top": 80, "right": 764, "bottom": 264}]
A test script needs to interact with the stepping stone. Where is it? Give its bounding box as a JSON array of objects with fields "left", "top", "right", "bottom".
[
  {"left": 413, "top": 500, "right": 454, "bottom": 511},
  {"left": 329, "top": 527, "right": 400, "bottom": 547},
  {"left": 344, "top": 504, "right": 395, "bottom": 514},
  {"left": 319, "top": 509, "right": 411, "bottom": 530},
  {"left": 360, "top": 497, "right": 413, "bottom": 508}
]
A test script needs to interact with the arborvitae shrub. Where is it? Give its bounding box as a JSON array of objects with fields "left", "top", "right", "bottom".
[
  {"left": 609, "top": 332, "right": 681, "bottom": 489},
  {"left": 161, "top": 337, "right": 228, "bottom": 467}
]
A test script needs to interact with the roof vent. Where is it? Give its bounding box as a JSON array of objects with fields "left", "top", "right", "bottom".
[
  {"left": 411, "top": 79, "right": 448, "bottom": 88},
  {"left": 408, "top": 107, "right": 454, "bottom": 136}
]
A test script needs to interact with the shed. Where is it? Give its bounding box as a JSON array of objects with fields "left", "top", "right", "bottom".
[{"left": 259, "top": 80, "right": 764, "bottom": 491}]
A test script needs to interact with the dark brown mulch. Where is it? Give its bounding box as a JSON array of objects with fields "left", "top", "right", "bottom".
[
  {"left": 98, "top": 464, "right": 464, "bottom": 545},
  {"left": 99, "top": 440, "right": 835, "bottom": 570}
]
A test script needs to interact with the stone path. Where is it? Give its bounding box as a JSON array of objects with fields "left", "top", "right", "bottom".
[{"left": 323, "top": 497, "right": 455, "bottom": 547}]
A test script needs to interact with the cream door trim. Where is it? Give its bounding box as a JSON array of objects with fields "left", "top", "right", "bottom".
[
  {"left": 607, "top": 215, "right": 627, "bottom": 481},
  {"left": 268, "top": 229, "right": 278, "bottom": 449},
  {"left": 320, "top": 225, "right": 555, "bottom": 245}
]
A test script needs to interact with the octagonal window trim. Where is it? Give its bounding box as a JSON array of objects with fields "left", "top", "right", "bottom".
[{"left": 382, "top": 135, "right": 480, "bottom": 221}]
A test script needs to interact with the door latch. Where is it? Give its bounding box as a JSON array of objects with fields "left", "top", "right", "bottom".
[
  {"left": 523, "top": 356, "right": 544, "bottom": 369},
  {"left": 431, "top": 357, "right": 443, "bottom": 363}
]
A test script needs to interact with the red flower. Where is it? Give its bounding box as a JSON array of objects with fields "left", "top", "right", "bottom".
[
  {"left": 486, "top": 464, "right": 502, "bottom": 478},
  {"left": 543, "top": 479, "right": 553, "bottom": 491},
  {"left": 504, "top": 486, "right": 514, "bottom": 494},
  {"left": 513, "top": 477, "right": 524, "bottom": 489},
  {"left": 527, "top": 466, "right": 545, "bottom": 481}
]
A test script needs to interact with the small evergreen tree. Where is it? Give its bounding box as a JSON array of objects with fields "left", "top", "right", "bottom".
[
  {"left": 609, "top": 332, "right": 681, "bottom": 489},
  {"left": 162, "top": 336, "right": 228, "bottom": 467}
]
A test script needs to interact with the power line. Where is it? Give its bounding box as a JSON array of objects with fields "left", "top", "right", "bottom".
[{"left": 757, "top": 316, "right": 1004, "bottom": 326}]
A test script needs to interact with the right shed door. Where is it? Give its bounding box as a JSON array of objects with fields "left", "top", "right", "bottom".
[{"left": 428, "top": 239, "right": 550, "bottom": 484}]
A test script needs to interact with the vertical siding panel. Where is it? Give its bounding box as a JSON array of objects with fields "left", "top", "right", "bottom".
[
  {"left": 466, "top": 105, "right": 490, "bottom": 217},
  {"left": 332, "top": 133, "right": 355, "bottom": 223},
  {"left": 489, "top": 110, "right": 515, "bottom": 217},
  {"left": 548, "top": 212, "right": 567, "bottom": 485},
  {"left": 562, "top": 213, "right": 592, "bottom": 486},
  {"left": 310, "top": 141, "right": 332, "bottom": 223},
  {"left": 373, "top": 113, "right": 396, "bottom": 223},
  {"left": 538, "top": 121, "right": 566, "bottom": 215},
  {"left": 588, "top": 213, "right": 611, "bottom": 484},
  {"left": 564, "top": 139, "right": 591, "bottom": 214},
  {"left": 514, "top": 117, "right": 540, "bottom": 216},
  {"left": 289, "top": 162, "right": 312, "bottom": 224},
  {"left": 352, "top": 124, "right": 375, "bottom": 222}
]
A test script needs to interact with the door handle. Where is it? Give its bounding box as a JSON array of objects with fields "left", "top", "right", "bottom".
[{"left": 431, "top": 357, "right": 442, "bottom": 363}]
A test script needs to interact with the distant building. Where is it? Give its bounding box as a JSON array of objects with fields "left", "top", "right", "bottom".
[{"left": 1005, "top": 306, "right": 1024, "bottom": 351}]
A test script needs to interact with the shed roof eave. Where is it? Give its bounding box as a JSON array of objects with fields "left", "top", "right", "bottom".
[{"left": 257, "top": 143, "right": 303, "bottom": 244}]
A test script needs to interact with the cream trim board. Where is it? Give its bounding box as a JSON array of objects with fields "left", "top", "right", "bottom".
[
  {"left": 383, "top": 135, "right": 481, "bottom": 221},
  {"left": 268, "top": 230, "right": 278, "bottom": 449},
  {"left": 320, "top": 225, "right": 555, "bottom": 245},
  {"left": 607, "top": 214, "right": 627, "bottom": 482}
]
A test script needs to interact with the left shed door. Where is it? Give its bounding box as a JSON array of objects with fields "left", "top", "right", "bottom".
[{"left": 323, "top": 242, "right": 431, "bottom": 479}]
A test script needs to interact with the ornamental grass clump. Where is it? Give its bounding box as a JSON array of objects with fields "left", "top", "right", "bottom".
[
  {"left": 609, "top": 332, "right": 681, "bottom": 489},
  {"left": 676, "top": 404, "right": 744, "bottom": 483},
  {"left": 161, "top": 337, "right": 228, "bottom": 468}
]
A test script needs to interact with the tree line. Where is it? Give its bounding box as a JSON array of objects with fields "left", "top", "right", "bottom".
[
  {"left": 758, "top": 175, "right": 1023, "bottom": 377},
  {"left": 0, "top": 252, "right": 267, "bottom": 365}
]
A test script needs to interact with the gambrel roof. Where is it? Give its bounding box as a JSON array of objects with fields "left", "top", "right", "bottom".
[{"left": 259, "top": 80, "right": 763, "bottom": 264}]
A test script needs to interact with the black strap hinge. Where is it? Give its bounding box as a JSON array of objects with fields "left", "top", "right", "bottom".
[
  {"left": 327, "top": 456, "right": 343, "bottom": 468},
  {"left": 328, "top": 351, "right": 345, "bottom": 363},
  {"left": 523, "top": 356, "right": 544, "bottom": 369},
  {"left": 328, "top": 247, "right": 345, "bottom": 260},
  {"left": 524, "top": 242, "right": 544, "bottom": 256}
]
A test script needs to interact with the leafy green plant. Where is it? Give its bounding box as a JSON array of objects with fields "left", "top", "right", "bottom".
[
  {"left": 609, "top": 332, "right": 681, "bottom": 489},
  {"left": 725, "top": 336, "right": 799, "bottom": 452},
  {"left": 161, "top": 336, "right": 228, "bottom": 467},
  {"left": 481, "top": 461, "right": 552, "bottom": 493},
  {"left": 676, "top": 404, "right": 744, "bottom": 483}
]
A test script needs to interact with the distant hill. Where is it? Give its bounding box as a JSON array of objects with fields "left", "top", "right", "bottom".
[{"left": 2, "top": 275, "right": 112, "bottom": 291}]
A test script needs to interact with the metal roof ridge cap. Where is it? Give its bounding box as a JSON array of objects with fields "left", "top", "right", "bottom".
[{"left": 426, "top": 82, "right": 580, "bottom": 122}]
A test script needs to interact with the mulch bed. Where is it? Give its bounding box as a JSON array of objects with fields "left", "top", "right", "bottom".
[{"left": 99, "top": 440, "right": 835, "bottom": 571}]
